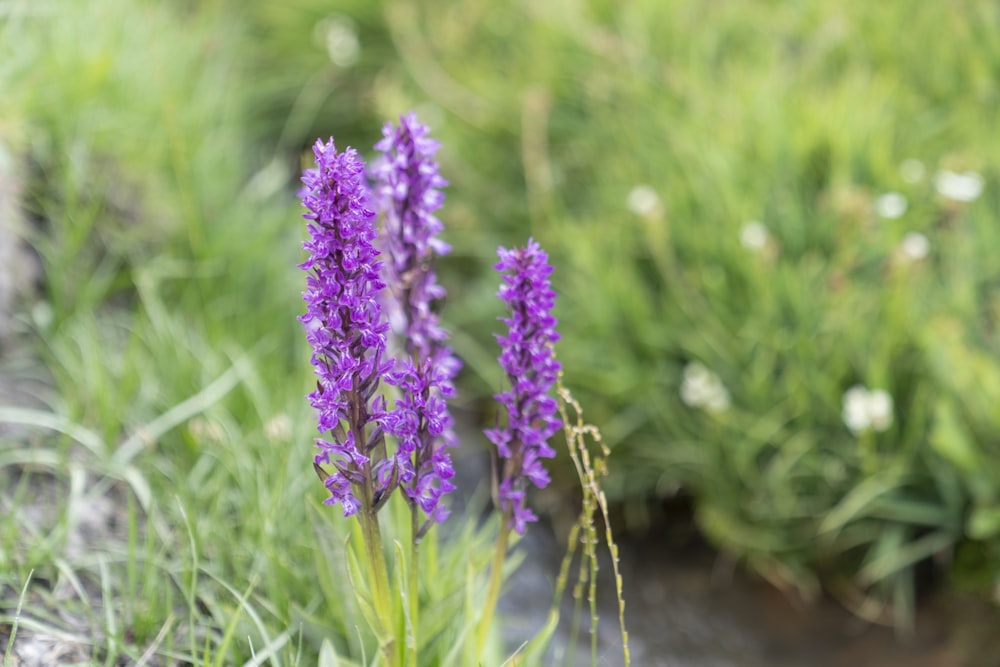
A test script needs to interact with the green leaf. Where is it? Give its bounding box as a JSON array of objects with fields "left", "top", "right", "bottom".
[
  {"left": 967, "top": 505, "right": 1000, "bottom": 540},
  {"left": 503, "top": 608, "right": 558, "bottom": 667},
  {"left": 859, "top": 530, "right": 955, "bottom": 585},
  {"left": 929, "top": 399, "right": 978, "bottom": 473},
  {"left": 868, "top": 497, "right": 956, "bottom": 529},
  {"left": 392, "top": 540, "right": 416, "bottom": 656},
  {"left": 697, "top": 502, "right": 786, "bottom": 553},
  {"left": 317, "top": 643, "right": 361, "bottom": 667},
  {"left": 818, "top": 473, "right": 904, "bottom": 535},
  {"left": 344, "top": 536, "right": 391, "bottom": 647}
]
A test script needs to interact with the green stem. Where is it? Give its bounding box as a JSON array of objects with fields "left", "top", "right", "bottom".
[
  {"left": 475, "top": 513, "right": 511, "bottom": 662},
  {"left": 407, "top": 506, "right": 419, "bottom": 667},
  {"left": 359, "top": 467, "right": 394, "bottom": 666},
  {"left": 860, "top": 429, "right": 876, "bottom": 477}
]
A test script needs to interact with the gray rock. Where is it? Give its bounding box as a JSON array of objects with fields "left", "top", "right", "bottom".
[{"left": 0, "top": 139, "right": 38, "bottom": 347}]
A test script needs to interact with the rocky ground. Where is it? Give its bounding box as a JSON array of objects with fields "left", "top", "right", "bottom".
[
  {"left": 0, "top": 139, "right": 95, "bottom": 666},
  {"left": 0, "top": 345, "right": 98, "bottom": 665},
  {"left": 0, "top": 140, "right": 37, "bottom": 349}
]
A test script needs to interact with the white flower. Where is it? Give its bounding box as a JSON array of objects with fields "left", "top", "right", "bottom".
[
  {"left": 264, "top": 414, "right": 292, "bottom": 443},
  {"left": 704, "top": 386, "right": 731, "bottom": 413},
  {"left": 934, "top": 170, "right": 983, "bottom": 203},
  {"left": 681, "top": 362, "right": 730, "bottom": 413},
  {"left": 680, "top": 363, "right": 712, "bottom": 406},
  {"left": 900, "top": 158, "right": 925, "bottom": 184},
  {"left": 899, "top": 231, "right": 930, "bottom": 261},
  {"left": 867, "top": 390, "right": 893, "bottom": 432},
  {"left": 842, "top": 386, "right": 871, "bottom": 435},
  {"left": 874, "top": 192, "right": 907, "bottom": 219},
  {"left": 315, "top": 16, "right": 360, "bottom": 68},
  {"left": 627, "top": 185, "right": 660, "bottom": 217},
  {"left": 740, "top": 220, "right": 769, "bottom": 251},
  {"left": 189, "top": 417, "right": 225, "bottom": 443},
  {"left": 842, "top": 385, "right": 893, "bottom": 435}
]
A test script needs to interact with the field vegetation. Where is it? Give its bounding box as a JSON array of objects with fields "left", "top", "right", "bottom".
[{"left": 2, "top": 0, "right": 1000, "bottom": 662}]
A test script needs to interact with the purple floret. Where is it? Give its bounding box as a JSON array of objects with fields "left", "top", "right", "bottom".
[
  {"left": 372, "top": 112, "right": 461, "bottom": 524},
  {"left": 485, "top": 239, "right": 562, "bottom": 534},
  {"left": 299, "top": 137, "right": 395, "bottom": 516}
]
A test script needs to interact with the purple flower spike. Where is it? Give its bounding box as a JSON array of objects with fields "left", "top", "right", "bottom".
[
  {"left": 299, "top": 137, "right": 395, "bottom": 517},
  {"left": 372, "top": 113, "right": 461, "bottom": 526},
  {"left": 372, "top": 111, "right": 452, "bottom": 361},
  {"left": 485, "top": 239, "right": 562, "bottom": 534}
]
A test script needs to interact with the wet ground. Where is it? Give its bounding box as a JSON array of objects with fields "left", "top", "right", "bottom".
[
  {"left": 501, "top": 521, "right": 1000, "bottom": 667},
  {"left": 444, "top": 434, "right": 1000, "bottom": 667}
]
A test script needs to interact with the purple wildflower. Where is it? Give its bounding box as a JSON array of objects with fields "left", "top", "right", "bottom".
[
  {"left": 381, "top": 358, "right": 457, "bottom": 524},
  {"left": 299, "top": 137, "right": 396, "bottom": 517},
  {"left": 485, "top": 239, "right": 562, "bottom": 534},
  {"left": 372, "top": 111, "right": 452, "bottom": 362},
  {"left": 372, "top": 112, "right": 460, "bottom": 526}
]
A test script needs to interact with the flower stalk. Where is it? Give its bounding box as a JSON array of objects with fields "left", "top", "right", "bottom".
[
  {"left": 475, "top": 512, "right": 511, "bottom": 661},
  {"left": 372, "top": 113, "right": 459, "bottom": 667},
  {"left": 298, "top": 137, "right": 398, "bottom": 663},
  {"left": 477, "top": 238, "right": 562, "bottom": 661},
  {"left": 374, "top": 112, "right": 460, "bottom": 531},
  {"left": 298, "top": 120, "right": 624, "bottom": 667}
]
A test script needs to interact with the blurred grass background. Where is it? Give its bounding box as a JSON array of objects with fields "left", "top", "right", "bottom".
[{"left": 3, "top": 0, "right": 1000, "bottom": 661}]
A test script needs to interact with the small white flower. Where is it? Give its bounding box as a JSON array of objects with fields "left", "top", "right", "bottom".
[
  {"left": 627, "top": 185, "right": 660, "bottom": 217},
  {"left": 681, "top": 362, "right": 730, "bottom": 413},
  {"left": 189, "top": 417, "right": 225, "bottom": 443},
  {"left": 842, "top": 386, "right": 871, "bottom": 435},
  {"left": 842, "top": 385, "right": 893, "bottom": 435},
  {"left": 316, "top": 16, "right": 360, "bottom": 68},
  {"left": 680, "top": 363, "right": 712, "bottom": 407},
  {"left": 874, "top": 192, "right": 907, "bottom": 219},
  {"left": 867, "top": 390, "right": 893, "bottom": 432},
  {"left": 740, "top": 220, "right": 769, "bottom": 251},
  {"left": 900, "top": 158, "right": 925, "bottom": 184},
  {"left": 899, "top": 231, "right": 930, "bottom": 261},
  {"left": 265, "top": 414, "right": 292, "bottom": 443},
  {"left": 704, "top": 385, "right": 731, "bottom": 413},
  {"left": 934, "top": 170, "right": 983, "bottom": 203}
]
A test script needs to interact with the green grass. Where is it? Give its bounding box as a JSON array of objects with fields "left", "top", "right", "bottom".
[
  {"left": 1, "top": 0, "right": 500, "bottom": 663},
  {"left": 3, "top": 0, "right": 1000, "bottom": 660},
  {"left": 0, "top": 1, "right": 555, "bottom": 663},
  {"left": 257, "top": 0, "right": 1000, "bottom": 625}
]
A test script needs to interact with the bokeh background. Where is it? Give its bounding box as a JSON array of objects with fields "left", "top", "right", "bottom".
[{"left": 3, "top": 0, "right": 1000, "bottom": 664}]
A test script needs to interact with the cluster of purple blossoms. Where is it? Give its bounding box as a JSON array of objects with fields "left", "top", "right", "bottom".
[
  {"left": 372, "top": 111, "right": 453, "bottom": 364},
  {"left": 299, "top": 116, "right": 560, "bottom": 536},
  {"left": 485, "top": 239, "right": 562, "bottom": 535},
  {"left": 299, "top": 115, "right": 461, "bottom": 524},
  {"left": 299, "top": 138, "right": 394, "bottom": 516},
  {"left": 372, "top": 113, "right": 460, "bottom": 525}
]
